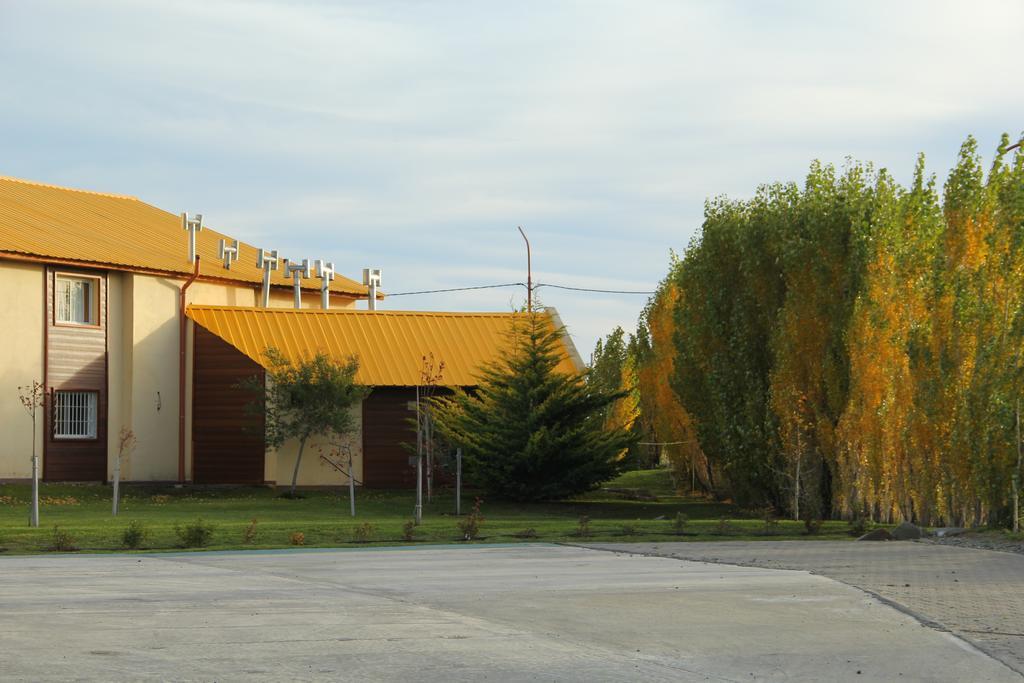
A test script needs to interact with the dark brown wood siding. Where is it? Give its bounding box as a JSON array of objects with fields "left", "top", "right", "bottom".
[
  {"left": 44, "top": 268, "right": 107, "bottom": 481},
  {"left": 362, "top": 387, "right": 419, "bottom": 488},
  {"left": 192, "top": 325, "right": 265, "bottom": 484}
]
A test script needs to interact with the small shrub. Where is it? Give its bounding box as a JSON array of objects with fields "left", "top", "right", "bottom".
[
  {"left": 457, "top": 497, "right": 485, "bottom": 540},
  {"left": 621, "top": 523, "right": 638, "bottom": 536},
  {"left": 289, "top": 531, "right": 305, "bottom": 546},
  {"left": 242, "top": 518, "right": 259, "bottom": 544},
  {"left": 352, "top": 523, "right": 376, "bottom": 543},
  {"left": 401, "top": 520, "right": 417, "bottom": 542},
  {"left": 575, "top": 515, "right": 592, "bottom": 538},
  {"left": 49, "top": 525, "right": 78, "bottom": 552},
  {"left": 670, "top": 512, "right": 688, "bottom": 535},
  {"left": 121, "top": 520, "right": 147, "bottom": 549},
  {"left": 175, "top": 518, "right": 215, "bottom": 548},
  {"left": 513, "top": 528, "right": 538, "bottom": 539}
]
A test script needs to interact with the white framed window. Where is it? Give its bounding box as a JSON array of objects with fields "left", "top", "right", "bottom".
[
  {"left": 55, "top": 275, "right": 98, "bottom": 325},
  {"left": 53, "top": 391, "right": 98, "bottom": 440}
]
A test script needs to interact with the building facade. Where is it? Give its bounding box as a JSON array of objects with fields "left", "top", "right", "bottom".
[{"left": 0, "top": 176, "right": 582, "bottom": 488}]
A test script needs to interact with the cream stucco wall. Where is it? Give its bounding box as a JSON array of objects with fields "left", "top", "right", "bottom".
[
  {"left": 121, "top": 274, "right": 181, "bottom": 480},
  {"left": 266, "top": 403, "right": 363, "bottom": 488},
  {"left": 0, "top": 261, "right": 45, "bottom": 479},
  {"left": 267, "top": 288, "right": 358, "bottom": 310}
]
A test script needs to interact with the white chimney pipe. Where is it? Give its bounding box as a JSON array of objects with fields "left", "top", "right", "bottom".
[
  {"left": 284, "top": 258, "right": 311, "bottom": 309},
  {"left": 182, "top": 213, "right": 203, "bottom": 265},
  {"left": 362, "top": 268, "right": 382, "bottom": 311},
  {"left": 315, "top": 260, "right": 335, "bottom": 310},
  {"left": 256, "top": 249, "right": 279, "bottom": 307}
]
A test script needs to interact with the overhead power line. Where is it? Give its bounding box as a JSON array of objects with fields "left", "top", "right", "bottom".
[
  {"left": 385, "top": 281, "right": 657, "bottom": 297},
  {"left": 535, "top": 283, "right": 655, "bottom": 295},
  {"left": 385, "top": 282, "right": 526, "bottom": 297}
]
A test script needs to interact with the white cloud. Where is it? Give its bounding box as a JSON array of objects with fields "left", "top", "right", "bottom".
[{"left": 1, "top": 0, "right": 1023, "bottom": 353}]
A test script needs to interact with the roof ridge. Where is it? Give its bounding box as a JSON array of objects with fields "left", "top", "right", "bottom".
[
  {"left": 0, "top": 174, "right": 139, "bottom": 201},
  {"left": 186, "top": 304, "right": 521, "bottom": 317}
]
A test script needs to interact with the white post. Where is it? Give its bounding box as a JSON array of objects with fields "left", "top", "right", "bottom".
[
  {"left": 30, "top": 450, "right": 39, "bottom": 528},
  {"left": 257, "top": 249, "right": 279, "bottom": 308},
  {"left": 181, "top": 213, "right": 203, "bottom": 265},
  {"left": 315, "top": 260, "right": 335, "bottom": 310}
]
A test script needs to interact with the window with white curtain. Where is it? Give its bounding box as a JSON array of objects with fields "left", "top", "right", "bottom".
[
  {"left": 55, "top": 275, "right": 97, "bottom": 325},
  {"left": 53, "top": 391, "right": 98, "bottom": 439}
]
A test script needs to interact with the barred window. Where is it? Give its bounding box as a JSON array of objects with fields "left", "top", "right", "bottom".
[
  {"left": 53, "top": 391, "right": 98, "bottom": 440},
  {"left": 55, "top": 275, "right": 97, "bottom": 325}
]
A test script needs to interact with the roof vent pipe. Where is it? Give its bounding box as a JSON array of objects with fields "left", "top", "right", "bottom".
[
  {"left": 218, "top": 238, "right": 239, "bottom": 269},
  {"left": 315, "top": 260, "right": 335, "bottom": 310},
  {"left": 256, "top": 248, "right": 279, "bottom": 307},
  {"left": 363, "top": 268, "right": 382, "bottom": 310},
  {"left": 284, "top": 258, "right": 311, "bottom": 309},
  {"left": 181, "top": 213, "right": 204, "bottom": 264}
]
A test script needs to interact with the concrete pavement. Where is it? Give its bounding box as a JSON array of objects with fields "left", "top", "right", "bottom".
[
  {"left": 0, "top": 544, "right": 1018, "bottom": 681},
  {"left": 584, "top": 540, "right": 1024, "bottom": 676}
]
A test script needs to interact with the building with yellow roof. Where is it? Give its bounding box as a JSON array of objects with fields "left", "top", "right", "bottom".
[{"left": 0, "top": 175, "right": 581, "bottom": 487}]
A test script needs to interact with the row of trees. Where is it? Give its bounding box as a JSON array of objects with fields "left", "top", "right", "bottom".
[{"left": 595, "top": 135, "right": 1024, "bottom": 527}]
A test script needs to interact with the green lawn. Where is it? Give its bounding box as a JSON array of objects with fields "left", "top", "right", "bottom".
[{"left": 0, "top": 469, "right": 857, "bottom": 554}]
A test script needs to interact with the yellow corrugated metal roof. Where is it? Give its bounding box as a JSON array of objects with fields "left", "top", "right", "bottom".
[
  {"left": 0, "top": 175, "right": 367, "bottom": 296},
  {"left": 186, "top": 305, "right": 580, "bottom": 386}
]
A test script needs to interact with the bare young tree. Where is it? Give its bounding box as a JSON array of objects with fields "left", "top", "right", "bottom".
[{"left": 18, "top": 381, "right": 45, "bottom": 528}]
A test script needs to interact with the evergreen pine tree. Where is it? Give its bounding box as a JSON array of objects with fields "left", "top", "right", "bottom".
[{"left": 433, "top": 311, "right": 635, "bottom": 501}]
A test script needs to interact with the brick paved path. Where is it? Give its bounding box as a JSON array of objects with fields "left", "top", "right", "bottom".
[{"left": 584, "top": 540, "right": 1024, "bottom": 676}]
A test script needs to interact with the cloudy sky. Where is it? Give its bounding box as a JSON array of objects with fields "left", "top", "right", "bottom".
[{"left": 2, "top": 1, "right": 1022, "bottom": 355}]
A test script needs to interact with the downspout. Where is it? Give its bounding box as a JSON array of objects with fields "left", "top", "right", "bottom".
[{"left": 178, "top": 257, "right": 201, "bottom": 483}]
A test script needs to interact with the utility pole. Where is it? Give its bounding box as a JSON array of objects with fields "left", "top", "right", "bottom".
[{"left": 518, "top": 226, "right": 532, "bottom": 311}]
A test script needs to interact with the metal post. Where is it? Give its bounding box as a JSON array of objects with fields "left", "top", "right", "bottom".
[
  {"left": 349, "top": 452, "right": 356, "bottom": 518},
  {"left": 456, "top": 448, "right": 462, "bottom": 516}
]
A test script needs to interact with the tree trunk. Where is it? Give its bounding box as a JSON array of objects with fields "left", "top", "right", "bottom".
[
  {"left": 1015, "top": 400, "right": 1021, "bottom": 533},
  {"left": 290, "top": 437, "right": 307, "bottom": 496}
]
